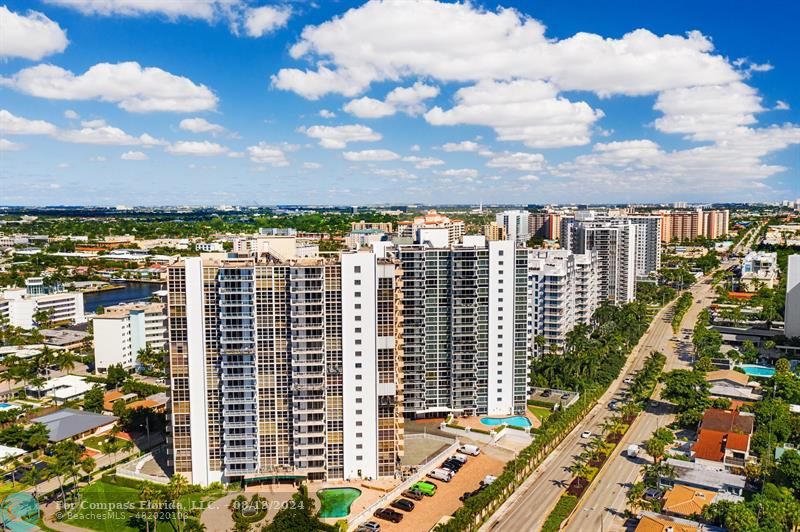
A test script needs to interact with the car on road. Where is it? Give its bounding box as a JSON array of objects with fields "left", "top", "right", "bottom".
[
  {"left": 581, "top": 430, "right": 592, "bottom": 439},
  {"left": 411, "top": 481, "right": 437, "bottom": 496},
  {"left": 356, "top": 522, "right": 381, "bottom": 532},
  {"left": 401, "top": 488, "right": 424, "bottom": 501},
  {"left": 626, "top": 444, "right": 640, "bottom": 458},
  {"left": 609, "top": 401, "right": 618, "bottom": 411},
  {"left": 390, "top": 498, "right": 415, "bottom": 512},
  {"left": 373, "top": 508, "right": 403, "bottom": 523},
  {"left": 428, "top": 468, "right": 454, "bottom": 482},
  {"left": 458, "top": 444, "right": 481, "bottom": 456}
]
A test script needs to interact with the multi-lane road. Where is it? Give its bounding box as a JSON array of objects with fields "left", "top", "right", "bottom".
[
  {"left": 481, "top": 226, "right": 757, "bottom": 532},
  {"left": 481, "top": 293, "right": 687, "bottom": 531},
  {"left": 566, "top": 277, "right": 718, "bottom": 531}
]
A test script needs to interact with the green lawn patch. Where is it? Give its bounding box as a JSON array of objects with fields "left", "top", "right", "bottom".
[
  {"left": 527, "top": 405, "right": 553, "bottom": 423},
  {"left": 82, "top": 435, "right": 126, "bottom": 453}
]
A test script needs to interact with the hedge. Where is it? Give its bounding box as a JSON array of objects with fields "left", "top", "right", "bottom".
[
  {"left": 541, "top": 495, "right": 578, "bottom": 532},
  {"left": 527, "top": 399, "right": 556, "bottom": 410}
]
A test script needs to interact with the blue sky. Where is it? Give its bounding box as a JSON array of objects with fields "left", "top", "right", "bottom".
[{"left": 1, "top": 0, "right": 798, "bottom": 206}]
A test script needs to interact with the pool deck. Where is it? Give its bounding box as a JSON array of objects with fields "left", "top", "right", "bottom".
[
  {"left": 455, "top": 411, "right": 541, "bottom": 431},
  {"left": 310, "top": 478, "right": 401, "bottom": 525}
]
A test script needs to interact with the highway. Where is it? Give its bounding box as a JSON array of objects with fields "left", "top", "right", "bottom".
[
  {"left": 565, "top": 278, "right": 717, "bottom": 531},
  {"left": 480, "top": 225, "right": 758, "bottom": 532},
  {"left": 565, "top": 228, "right": 758, "bottom": 531},
  {"left": 481, "top": 295, "right": 684, "bottom": 532}
]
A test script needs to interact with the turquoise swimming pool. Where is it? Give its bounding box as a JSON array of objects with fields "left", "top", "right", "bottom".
[
  {"left": 317, "top": 487, "right": 361, "bottom": 518},
  {"left": 740, "top": 364, "right": 775, "bottom": 378},
  {"left": 480, "top": 415, "right": 531, "bottom": 428}
]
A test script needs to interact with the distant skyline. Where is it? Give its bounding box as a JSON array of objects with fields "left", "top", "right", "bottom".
[{"left": 1, "top": 0, "right": 798, "bottom": 206}]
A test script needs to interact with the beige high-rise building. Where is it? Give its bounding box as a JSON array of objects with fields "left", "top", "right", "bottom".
[
  {"left": 658, "top": 208, "right": 730, "bottom": 242},
  {"left": 166, "top": 251, "right": 403, "bottom": 486},
  {"left": 397, "top": 210, "right": 465, "bottom": 245},
  {"left": 483, "top": 221, "right": 507, "bottom": 241}
]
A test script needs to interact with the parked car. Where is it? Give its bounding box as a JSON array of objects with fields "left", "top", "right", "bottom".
[
  {"left": 561, "top": 392, "right": 571, "bottom": 400},
  {"left": 480, "top": 475, "right": 497, "bottom": 486},
  {"left": 401, "top": 488, "right": 424, "bottom": 501},
  {"left": 581, "top": 430, "right": 592, "bottom": 439},
  {"left": 411, "top": 481, "right": 437, "bottom": 496},
  {"left": 458, "top": 444, "right": 481, "bottom": 456},
  {"left": 442, "top": 459, "right": 463, "bottom": 472},
  {"left": 459, "top": 486, "right": 485, "bottom": 502},
  {"left": 623, "top": 377, "right": 634, "bottom": 385},
  {"left": 448, "top": 454, "right": 467, "bottom": 465},
  {"left": 542, "top": 389, "right": 553, "bottom": 397},
  {"left": 427, "top": 468, "right": 453, "bottom": 482},
  {"left": 356, "top": 522, "right": 381, "bottom": 532},
  {"left": 390, "top": 498, "right": 415, "bottom": 512},
  {"left": 373, "top": 508, "right": 403, "bottom": 524}
]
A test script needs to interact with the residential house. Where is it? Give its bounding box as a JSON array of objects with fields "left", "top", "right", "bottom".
[{"left": 692, "top": 409, "right": 755, "bottom": 471}]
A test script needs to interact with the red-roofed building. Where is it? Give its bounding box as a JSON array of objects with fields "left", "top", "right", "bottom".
[{"left": 692, "top": 409, "right": 754, "bottom": 471}]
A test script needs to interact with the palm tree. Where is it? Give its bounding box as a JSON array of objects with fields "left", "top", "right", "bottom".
[
  {"left": 56, "top": 351, "right": 76, "bottom": 375},
  {"left": 140, "top": 483, "right": 156, "bottom": 532},
  {"left": 568, "top": 456, "right": 592, "bottom": 489},
  {"left": 80, "top": 456, "right": 96, "bottom": 486},
  {"left": 168, "top": 474, "right": 190, "bottom": 531}
]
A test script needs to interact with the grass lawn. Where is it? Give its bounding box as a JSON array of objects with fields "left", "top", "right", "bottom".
[
  {"left": 527, "top": 404, "right": 553, "bottom": 424},
  {"left": 63, "top": 479, "right": 227, "bottom": 532},
  {"left": 82, "top": 435, "right": 127, "bottom": 453}
]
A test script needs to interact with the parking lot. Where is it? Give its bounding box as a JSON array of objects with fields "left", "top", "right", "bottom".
[{"left": 369, "top": 450, "right": 505, "bottom": 532}]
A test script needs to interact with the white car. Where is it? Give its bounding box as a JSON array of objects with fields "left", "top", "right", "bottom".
[
  {"left": 457, "top": 445, "right": 481, "bottom": 456},
  {"left": 581, "top": 431, "right": 592, "bottom": 439},
  {"left": 623, "top": 377, "right": 634, "bottom": 385}
]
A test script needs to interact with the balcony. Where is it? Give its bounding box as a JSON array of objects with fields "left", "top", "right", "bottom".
[{"left": 223, "top": 454, "right": 258, "bottom": 465}]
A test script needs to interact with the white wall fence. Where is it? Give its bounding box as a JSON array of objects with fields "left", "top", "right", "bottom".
[
  {"left": 115, "top": 452, "right": 170, "bottom": 485},
  {"left": 348, "top": 440, "right": 460, "bottom": 529}
]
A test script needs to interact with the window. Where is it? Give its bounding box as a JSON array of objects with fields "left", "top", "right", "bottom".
[
  {"left": 355, "top": 327, "right": 362, "bottom": 333},
  {"left": 355, "top": 316, "right": 362, "bottom": 321},
  {"left": 499, "top": 250, "right": 504, "bottom": 256},
  {"left": 356, "top": 398, "right": 362, "bottom": 403},
  {"left": 355, "top": 339, "right": 362, "bottom": 345},
  {"left": 354, "top": 280, "right": 361, "bottom": 286},
  {"left": 356, "top": 374, "right": 362, "bottom": 380},
  {"left": 497, "top": 379, "right": 502, "bottom": 384},
  {"left": 354, "top": 266, "right": 361, "bottom": 273},
  {"left": 355, "top": 363, "right": 362, "bottom": 369},
  {"left": 356, "top": 421, "right": 362, "bottom": 427},
  {"left": 355, "top": 303, "right": 361, "bottom": 309},
  {"left": 356, "top": 455, "right": 363, "bottom": 460},
  {"left": 355, "top": 386, "right": 362, "bottom": 392},
  {"left": 355, "top": 291, "right": 361, "bottom": 297},
  {"left": 356, "top": 444, "right": 363, "bottom": 449},
  {"left": 356, "top": 432, "right": 362, "bottom": 438},
  {"left": 356, "top": 409, "right": 363, "bottom": 415},
  {"left": 355, "top": 351, "right": 362, "bottom": 357}
]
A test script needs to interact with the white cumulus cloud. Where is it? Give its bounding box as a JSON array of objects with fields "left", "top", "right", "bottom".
[
  {"left": 402, "top": 156, "right": 444, "bottom": 169},
  {"left": 121, "top": 151, "right": 148, "bottom": 160},
  {"left": 486, "top": 152, "right": 545, "bottom": 172},
  {"left": 344, "top": 82, "right": 439, "bottom": 118},
  {"left": 300, "top": 124, "right": 381, "bottom": 149},
  {"left": 179, "top": 117, "right": 226, "bottom": 135},
  {"left": 0, "top": 109, "right": 58, "bottom": 135},
  {"left": 440, "top": 140, "right": 481, "bottom": 152},
  {"left": 243, "top": 5, "right": 291, "bottom": 37},
  {"left": 0, "top": 62, "right": 218, "bottom": 113},
  {"left": 0, "top": 6, "right": 69, "bottom": 61},
  {"left": 247, "top": 142, "right": 290, "bottom": 166},
  {"left": 343, "top": 149, "right": 400, "bottom": 161},
  {"left": 167, "top": 140, "right": 229, "bottom": 156},
  {"left": 0, "top": 138, "right": 22, "bottom": 151}
]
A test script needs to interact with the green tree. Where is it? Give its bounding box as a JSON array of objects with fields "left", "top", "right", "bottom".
[
  {"left": 106, "top": 363, "right": 129, "bottom": 389},
  {"left": 773, "top": 450, "right": 800, "bottom": 497},
  {"left": 83, "top": 384, "right": 105, "bottom": 413},
  {"left": 263, "top": 485, "right": 336, "bottom": 532}
]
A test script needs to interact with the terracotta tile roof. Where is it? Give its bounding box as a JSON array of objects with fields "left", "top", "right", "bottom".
[
  {"left": 636, "top": 514, "right": 698, "bottom": 532},
  {"left": 725, "top": 432, "right": 750, "bottom": 452},
  {"left": 705, "top": 370, "right": 749, "bottom": 386},
  {"left": 127, "top": 399, "right": 158, "bottom": 410},
  {"left": 693, "top": 429, "right": 726, "bottom": 462},
  {"left": 663, "top": 485, "right": 716, "bottom": 517},
  {"left": 699, "top": 409, "right": 754, "bottom": 435}
]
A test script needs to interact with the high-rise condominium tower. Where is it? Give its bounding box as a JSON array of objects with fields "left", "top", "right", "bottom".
[{"left": 166, "top": 251, "right": 403, "bottom": 486}]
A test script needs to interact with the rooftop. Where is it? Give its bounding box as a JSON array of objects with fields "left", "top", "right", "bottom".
[
  {"left": 31, "top": 408, "right": 118, "bottom": 442},
  {"left": 698, "top": 409, "right": 754, "bottom": 434},
  {"left": 662, "top": 485, "right": 717, "bottom": 517},
  {"left": 664, "top": 458, "right": 747, "bottom": 492},
  {"left": 705, "top": 370, "right": 749, "bottom": 387}
]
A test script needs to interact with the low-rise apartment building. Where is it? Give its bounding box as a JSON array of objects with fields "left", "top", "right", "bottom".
[{"left": 93, "top": 302, "right": 167, "bottom": 372}]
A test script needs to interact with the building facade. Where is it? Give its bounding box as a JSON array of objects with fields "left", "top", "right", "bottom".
[
  {"left": 496, "top": 210, "right": 531, "bottom": 242},
  {"left": 166, "top": 252, "right": 403, "bottom": 486},
  {"left": 787, "top": 255, "right": 800, "bottom": 338},
  {"left": 94, "top": 302, "right": 167, "bottom": 372},
  {"left": 396, "top": 210, "right": 465, "bottom": 246},
  {"left": 388, "top": 239, "right": 528, "bottom": 418}
]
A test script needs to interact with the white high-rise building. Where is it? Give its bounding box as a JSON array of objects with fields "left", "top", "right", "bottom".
[
  {"left": 166, "top": 252, "right": 403, "bottom": 487},
  {"left": 526, "top": 249, "right": 598, "bottom": 357},
  {"left": 496, "top": 210, "right": 531, "bottom": 242},
  {"left": 787, "top": 255, "right": 800, "bottom": 338},
  {"left": 562, "top": 212, "right": 640, "bottom": 304},
  {"left": 93, "top": 302, "right": 167, "bottom": 372},
  {"left": 387, "top": 238, "right": 528, "bottom": 418}
]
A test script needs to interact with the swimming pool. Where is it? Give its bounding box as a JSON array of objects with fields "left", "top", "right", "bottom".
[
  {"left": 480, "top": 415, "right": 532, "bottom": 428},
  {"left": 0, "top": 403, "right": 19, "bottom": 411},
  {"left": 740, "top": 365, "right": 775, "bottom": 378},
  {"left": 317, "top": 488, "right": 361, "bottom": 518}
]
